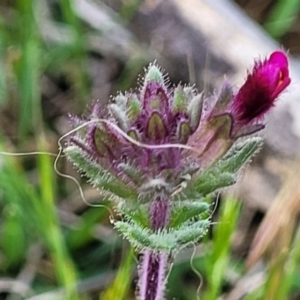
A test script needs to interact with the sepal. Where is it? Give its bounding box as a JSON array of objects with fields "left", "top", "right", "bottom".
[
  {"left": 127, "top": 94, "right": 141, "bottom": 121},
  {"left": 172, "top": 86, "right": 186, "bottom": 113},
  {"left": 144, "top": 65, "right": 164, "bottom": 84},
  {"left": 211, "top": 83, "right": 233, "bottom": 115},
  {"left": 187, "top": 94, "right": 203, "bottom": 131},
  {"left": 109, "top": 103, "right": 130, "bottom": 132}
]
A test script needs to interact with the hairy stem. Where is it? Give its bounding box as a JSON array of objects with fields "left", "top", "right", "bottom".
[
  {"left": 138, "top": 251, "right": 168, "bottom": 300},
  {"left": 150, "top": 195, "right": 170, "bottom": 231},
  {"left": 137, "top": 196, "right": 170, "bottom": 300}
]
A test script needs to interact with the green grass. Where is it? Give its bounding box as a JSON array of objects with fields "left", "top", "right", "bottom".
[
  {"left": 264, "top": 0, "right": 300, "bottom": 39},
  {"left": 202, "top": 198, "right": 241, "bottom": 300},
  {"left": 0, "top": 0, "right": 300, "bottom": 299}
]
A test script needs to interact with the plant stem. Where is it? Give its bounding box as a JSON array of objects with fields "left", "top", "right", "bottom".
[
  {"left": 150, "top": 195, "right": 170, "bottom": 231},
  {"left": 137, "top": 195, "right": 170, "bottom": 300}
]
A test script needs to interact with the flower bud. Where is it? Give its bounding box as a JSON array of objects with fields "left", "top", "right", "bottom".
[{"left": 232, "top": 51, "right": 290, "bottom": 124}]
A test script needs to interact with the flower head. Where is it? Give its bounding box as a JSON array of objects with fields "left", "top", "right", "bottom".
[
  {"left": 64, "top": 52, "right": 291, "bottom": 300},
  {"left": 66, "top": 52, "right": 291, "bottom": 190},
  {"left": 67, "top": 64, "right": 204, "bottom": 200},
  {"left": 232, "top": 51, "right": 291, "bottom": 124}
]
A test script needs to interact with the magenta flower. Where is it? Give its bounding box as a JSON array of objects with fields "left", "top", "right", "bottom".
[
  {"left": 232, "top": 51, "right": 291, "bottom": 124},
  {"left": 188, "top": 51, "right": 291, "bottom": 167}
]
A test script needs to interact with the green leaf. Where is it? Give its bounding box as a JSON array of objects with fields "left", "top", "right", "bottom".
[
  {"left": 193, "top": 137, "right": 262, "bottom": 195},
  {"left": 193, "top": 172, "right": 236, "bottom": 196},
  {"left": 218, "top": 137, "right": 263, "bottom": 173},
  {"left": 175, "top": 219, "right": 210, "bottom": 247},
  {"left": 117, "top": 201, "right": 149, "bottom": 228},
  {"left": 114, "top": 221, "right": 157, "bottom": 250},
  {"left": 114, "top": 218, "right": 210, "bottom": 251},
  {"left": 169, "top": 201, "right": 210, "bottom": 228},
  {"left": 65, "top": 145, "right": 137, "bottom": 199},
  {"left": 117, "top": 162, "right": 143, "bottom": 186}
]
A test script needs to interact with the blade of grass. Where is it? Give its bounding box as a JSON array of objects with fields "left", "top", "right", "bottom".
[
  {"left": 0, "top": 136, "right": 80, "bottom": 299},
  {"left": 101, "top": 247, "right": 135, "bottom": 300},
  {"left": 0, "top": 15, "right": 7, "bottom": 105},
  {"left": 15, "top": 0, "right": 42, "bottom": 136},
  {"left": 264, "top": 0, "right": 300, "bottom": 39},
  {"left": 66, "top": 205, "right": 109, "bottom": 250},
  {"left": 247, "top": 159, "right": 300, "bottom": 300},
  {"left": 37, "top": 136, "right": 80, "bottom": 300},
  {"left": 202, "top": 197, "right": 240, "bottom": 300},
  {"left": 278, "top": 234, "right": 300, "bottom": 299},
  {"left": 1, "top": 204, "right": 28, "bottom": 269}
]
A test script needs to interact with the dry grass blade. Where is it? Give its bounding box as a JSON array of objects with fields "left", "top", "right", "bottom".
[{"left": 247, "top": 157, "right": 300, "bottom": 268}]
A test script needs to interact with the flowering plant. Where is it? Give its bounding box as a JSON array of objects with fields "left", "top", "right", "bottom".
[{"left": 64, "top": 51, "right": 290, "bottom": 300}]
